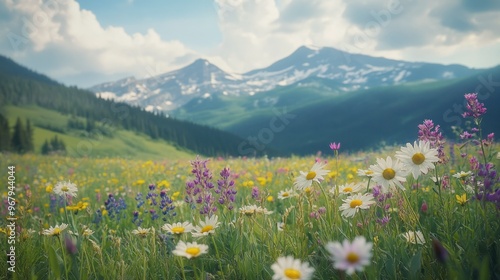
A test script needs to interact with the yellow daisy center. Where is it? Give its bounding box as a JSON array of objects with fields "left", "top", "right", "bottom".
[
  {"left": 284, "top": 268, "right": 301, "bottom": 279},
  {"left": 412, "top": 153, "right": 425, "bottom": 165},
  {"left": 282, "top": 192, "right": 289, "bottom": 197},
  {"left": 382, "top": 168, "right": 396, "bottom": 180},
  {"left": 343, "top": 187, "right": 353, "bottom": 193},
  {"left": 306, "top": 171, "right": 316, "bottom": 180},
  {"left": 171, "top": 227, "right": 185, "bottom": 234},
  {"left": 61, "top": 186, "right": 69, "bottom": 192},
  {"left": 185, "top": 247, "right": 200, "bottom": 256},
  {"left": 346, "top": 252, "right": 360, "bottom": 264},
  {"left": 304, "top": 187, "right": 312, "bottom": 193},
  {"left": 201, "top": 225, "right": 214, "bottom": 233},
  {"left": 53, "top": 228, "right": 61, "bottom": 235},
  {"left": 350, "top": 199, "right": 363, "bottom": 208},
  {"left": 366, "top": 170, "right": 374, "bottom": 175}
]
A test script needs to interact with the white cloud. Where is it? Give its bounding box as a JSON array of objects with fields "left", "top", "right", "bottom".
[
  {"left": 212, "top": 0, "right": 500, "bottom": 73},
  {"left": 0, "top": 0, "right": 196, "bottom": 86},
  {"left": 212, "top": 0, "right": 350, "bottom": 73}
]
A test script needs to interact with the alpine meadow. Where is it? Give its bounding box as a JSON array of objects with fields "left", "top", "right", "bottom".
[{"left": 1, "top": 1, "right": 500, "bottom": 279}]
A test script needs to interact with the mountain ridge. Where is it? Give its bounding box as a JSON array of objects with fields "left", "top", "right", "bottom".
[{"left": 88, "top": 45, "right": 484, "bottom": 112}]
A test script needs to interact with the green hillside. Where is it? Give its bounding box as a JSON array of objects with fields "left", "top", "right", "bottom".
[
  {"left": 4, "top": 105, "right": 193, "bottom": 160},
  {"left": 173, "top": 66, "right": 500, "bottom": 156},
  {"left": 173, "top": 84, "right": 335, "bottom": 129},
  {"left": 0, "top": 55, "right": 260, "bottom": 157}
]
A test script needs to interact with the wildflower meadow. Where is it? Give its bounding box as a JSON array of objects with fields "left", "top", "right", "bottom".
[{"left": 1, "top": 93, "right": 499, "bottom": 279}]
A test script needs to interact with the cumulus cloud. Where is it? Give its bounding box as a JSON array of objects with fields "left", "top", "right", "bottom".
[
  {"left": 212, "top": 0, "right": 349, "bottom": 73},
  {"left": 0, "top": 0, "right": 196, "bottom": 86},
  {"left": 212, "top": 0, "right": 500, "bottom": 72}
]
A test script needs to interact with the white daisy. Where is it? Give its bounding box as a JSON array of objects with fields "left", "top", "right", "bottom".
[
  {"left": 271, "top": 255, "right": 315, "bottom": 280},
  {"left": 172, "top": 241, "right": 208, "bottom": 259},
  {"left": 396, "top": 141, "right": 439, "bottom": 179},
  {"left": 278, "top": 189, "right": 297, "bottom": 200},
  {"left": 131, "top": 226, "right": 152, "bottom": 238},
  {"left": 82, "top": 226, "right": 94, "bottom": 237},
  {"left": 369, "top": 156, "right": 407, "bottom": 192},
  {"left": 331, "top": 182, "right": 365, "bottom": 196},
  {"left": 43, "top": 223, "right": 68, "bottom": 236},
  {"left": 339, "top": 193, "right": 376, "bottom": 218},
  {"left": 53, "top": 181, "right": 78, "bottom": 198},
  {"left": 239, "top": 205, "right": 259, "bottom": 216},
  {"left": 294, "top": 162, "right": 330, "bottom": 190},
  {"left": 401, "top": 230, "right": 425, "bottom": 244},
  {"left": 357, "top": 169, "right": 374, "bottom": 178},
  {"left": 239, "top": 205, "right": 273, "bottom": 215},
  {"left": 325, "top": 236, "right": 373, "bottom": 275},
  {"left": 192, "top": 216, "right": 220, "bottom": 237},
  {"left": 161, "top": 222, "right": 194, "bottom": 235},
  {"left": 255, "top": 206, "right": 273, "bottom": 215},
  {"left": 452, "top": 171, "right": 473, "bottom": 179}
]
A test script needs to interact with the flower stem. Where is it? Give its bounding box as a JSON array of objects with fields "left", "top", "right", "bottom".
[
  {"left": 178, "top": 257, "right": 187, "bottom": 280},
  {"left": 58, "top": 235, "right": 69, "bottom": 280},
  {"left": 211, "top": 234, "right": 224, "bottom": 276}
]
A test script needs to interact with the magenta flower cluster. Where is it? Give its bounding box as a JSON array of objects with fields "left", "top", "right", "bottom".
[
  {"left": 418, "top": 119, "right": 446, "bottom": 163},
  {"left": 462, "top": 93, "right": 487, "bottom": 119}
]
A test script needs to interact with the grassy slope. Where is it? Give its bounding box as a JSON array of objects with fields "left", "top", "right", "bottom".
[
  {"left": 4, "top": 105, "right": 193, "bottom": 160},
  {"left": 173, "top": 85, "right": 333, "bottom": 129}
]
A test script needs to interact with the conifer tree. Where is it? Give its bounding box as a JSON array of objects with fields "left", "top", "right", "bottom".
[
  {"left": 11, "top": 117, "right": 27, "bottom": 153},
  {"left": 41, "top": 140, "right": 50, "bottom": 155},
  {"left": 26, "top": 119, "right": 34, "bottom": 152},
  {"left": 0, "top": 114, "right": 10, "bottom": 151}
]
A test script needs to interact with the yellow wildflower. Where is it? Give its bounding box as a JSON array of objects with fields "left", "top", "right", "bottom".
[{"left": 456, "top": 194, "right": 467, "bottom": 206}]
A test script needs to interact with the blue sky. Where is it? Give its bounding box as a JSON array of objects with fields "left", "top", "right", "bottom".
[
  {"left": 77, "top": 0, "right": 221, "bottom": 52},
  {"left": 1, "top": 0, "right": 499, "bottom": 87}
]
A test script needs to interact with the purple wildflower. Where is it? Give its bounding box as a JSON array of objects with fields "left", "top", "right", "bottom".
[
  {"left": 104, "top": 194, "right": 127, "bottom": 220},
  {"left": 421, "top": 201, "right": 428, "bottom": 213},
  {"left": 432, "top": 238, "right": 449, "bottom": 263},
  {"left": 65, "top": 236, "right": 78, "bottom": 255},
  {"left": 469, "top": 156, "right": 479, "bottom": 171},
  {"left": 329, "top": 142, "right": 341, "bottom": 151},
  {"left": 462, "top": 93, "right": 487, "bottom": 119},
  {"left": 418, "top": 119, "right": 447, "bottom": 163},
  {"left": 216, "top": 167, "right": 237, "bottom": 210},
  {"left": 251, "top": 186, "right": 259, "bottom": 200},
  {"left": 460, "top": 131, "right": 473, "bottom": 140},
  {"left": 185, "top": 156, "right": 217, "bottom": 216},
  {"left": 376, "top": 216, "right": 391, "bottom": 226}
]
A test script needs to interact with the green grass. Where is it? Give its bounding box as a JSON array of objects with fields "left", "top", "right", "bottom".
[
  {"left": 4, "top": 105, "right": 193, "bottom": 160},
  {"left": 0, "top": 140, "right": 499, "bottom": 279}
]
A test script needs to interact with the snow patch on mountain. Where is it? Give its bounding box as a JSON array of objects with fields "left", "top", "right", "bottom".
[{"left": 88, "top": 45, "right": 479, "bottom": 113}]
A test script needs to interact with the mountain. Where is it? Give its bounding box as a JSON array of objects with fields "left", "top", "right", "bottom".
[
  {"left": 88, "top": 46, "right": 482, "bottom": 112},
  {"left": 0, "top": 55, "right": 59, "bottom": 86},
  {"left": 0, "top": 55, "right": 265, "bottom": 157},
  {"left": 173, "top": 66, "right": 500, "bottom": 155},
  {"left": 89, "top": 59, "right": 247, "bottom": 112},
  {"left": 244, "top": 45, "right": 479, "bottom": 90}
]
